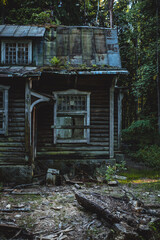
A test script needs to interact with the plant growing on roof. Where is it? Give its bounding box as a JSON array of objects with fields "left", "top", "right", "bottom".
[{"left": 50, "top": 56, "right": 62, "bottom": 67}]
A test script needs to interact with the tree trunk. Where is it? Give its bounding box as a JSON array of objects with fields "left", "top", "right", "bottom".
[{"left": 108, "top": 0, "right": 114, "bottom": 28}]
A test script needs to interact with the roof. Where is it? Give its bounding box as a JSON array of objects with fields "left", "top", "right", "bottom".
[
  {"left": 42, "top": 68, "right": 128, "bottom": 75},
  {"left": 0, "top": 25, "right": 128, "bottom": 74},
  {"left": 0, "top": 25, "right": 45, "bottom": 37},
  {"left": 0, "top": 66, "right": 41, "bottom": 77},
  {"left": 44, "top": 26, "right": 122, "bottom": 68}
]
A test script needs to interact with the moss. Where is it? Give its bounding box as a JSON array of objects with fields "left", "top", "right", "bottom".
[{"left": 120, "top": 168, "right": 160, "bottom": 181}]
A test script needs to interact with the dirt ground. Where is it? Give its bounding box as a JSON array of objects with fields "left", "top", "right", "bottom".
[{"left": 0, "top": 181, "right": 160, "bottom": 240}]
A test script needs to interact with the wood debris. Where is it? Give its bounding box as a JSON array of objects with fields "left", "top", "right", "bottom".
[{"left": 75, "top": 191, "right": 160, "bottom": 239}]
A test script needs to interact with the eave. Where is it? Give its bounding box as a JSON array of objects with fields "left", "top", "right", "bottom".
[{"left": 42, "top": 68, "right": 129, "bottom": 76}]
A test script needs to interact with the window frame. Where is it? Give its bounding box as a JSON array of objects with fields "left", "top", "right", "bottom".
[
  {"left": 53, "top": 89, "right": 90, "bottom": 144},
  {"left": 1, "top": 40, "right": 32, "bottom": 65},
  {"left": 0, "top": 85, "right": 10, "bottom": 135}
]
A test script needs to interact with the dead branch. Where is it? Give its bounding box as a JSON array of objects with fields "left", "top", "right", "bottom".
[
  {"left": 63, "top": 174, "right": 83, "bottom": 185},
  {"left": 0, "top": 208, "right": 30, "bottom": 212},
  {"left": 11, "top": 192, "right": 41, "bottom": 195}
]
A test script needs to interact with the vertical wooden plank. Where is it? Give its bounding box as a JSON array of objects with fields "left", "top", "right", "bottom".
[
  {"left": 109, "top": 84, "right": 114, "bottom": 158},
  {"left": 53, "top": 98, "right": 57, "bottom": 144},
  {"left": 87, "top": 93, "right": 91, "bottom": 144},
  {"left": 118, "top": 90, "right": 124, "bottom": 150},
  {"left": 25, "top": 79, "right": 31, "bottom": 163},
  {"left": 4, "top": 88, "right": 9, "bottom": 135},
  {"left": 82, "top": 28, "right": 95, "bottom": 65}
]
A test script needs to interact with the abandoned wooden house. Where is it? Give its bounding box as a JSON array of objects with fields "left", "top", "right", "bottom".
[{"left": 0, "top": 25, "right": 128, "bottom": 183}]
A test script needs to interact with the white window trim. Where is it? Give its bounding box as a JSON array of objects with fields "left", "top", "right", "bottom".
[
  {"left": 53, "top": 89, "right": 90, "bottom": 144},
  {"left": 1, "top": 40, "right": 32, "bottom": 65},
  {"left": 0, "top": 85, "right": 10, "bottom": 135}
]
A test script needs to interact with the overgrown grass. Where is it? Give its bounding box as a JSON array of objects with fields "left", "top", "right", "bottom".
[
  {"left": 120, "top": 167, "right": 160, "bottom": 181},
  {"left": 119, "top": 167, "right": 160, "bottom": 196}
]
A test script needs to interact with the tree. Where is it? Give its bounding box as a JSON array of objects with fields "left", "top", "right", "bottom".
[{"left": 113, "top": 0, "right": 160, "bottom": 132}]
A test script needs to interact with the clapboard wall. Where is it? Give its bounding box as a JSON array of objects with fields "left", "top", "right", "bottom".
[
  {"left": 35, "top": 75, "right": 118, "bottom": 165},
  {"left": 0, "top": 78, "right": 26, "bottom": 165}
]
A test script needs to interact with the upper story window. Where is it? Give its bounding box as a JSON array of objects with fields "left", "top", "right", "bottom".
[
  {"left": 0, "top": 85, "right": 10, "bottom": 135},
  {"left": 53, "top": 89, "right": 90, "bottom": 144},
  {"left": 1, "top": 41, "right": 32, "bottom": 65}
]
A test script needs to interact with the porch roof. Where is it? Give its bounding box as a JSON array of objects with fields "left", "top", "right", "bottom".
[
  {"left": 42, "top": 68, "right": 128, "bottom": 75},
  {"left": 0, "top": 66, "right": 41, "bottom": 78},
  {"left": 0, "top": 66, "right": 128, "bottom": 78}
]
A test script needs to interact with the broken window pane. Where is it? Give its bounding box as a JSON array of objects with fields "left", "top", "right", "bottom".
[
  {"left": 57, "top": 95, "right": 87, "bottom": 112},
  {"left": 56, "top": 115, "right": 84, "bottom": 140}
]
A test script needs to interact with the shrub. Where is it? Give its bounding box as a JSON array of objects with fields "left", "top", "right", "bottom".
[
  {"left": 132, "top": 145, "right": 160, "bottom": 169},
  {"left": 122, "top": 119, "right": 157, "bottom": 148}
]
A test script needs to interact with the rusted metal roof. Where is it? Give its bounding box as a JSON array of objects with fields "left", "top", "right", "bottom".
[
  {"left": 0, "top": 25, "right": 45, "bottom": 37},
  {"left": 44, "top": 26, "right": 123, "bottom": 68},
  {"left": 0, "top": 66, "right": 41, "bottom": 77},
  {"left": 0, "top": 25, "right": 128, "bottom": 73}
]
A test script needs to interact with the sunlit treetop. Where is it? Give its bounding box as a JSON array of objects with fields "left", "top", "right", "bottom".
[{"left": 0, "top": 0, "right": 7, "bottom": 5}]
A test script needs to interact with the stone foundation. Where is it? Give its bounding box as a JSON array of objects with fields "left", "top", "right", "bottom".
[{"left": 0, "top": 165, "right": 33, "bottom": 184}]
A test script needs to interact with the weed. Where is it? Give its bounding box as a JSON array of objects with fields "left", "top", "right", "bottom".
[
  {"left": 50, "top": 56, "right": 61, "bottom": 67},
  {"left": 105, "top": 161, "right": 127, "bottom": 182}
]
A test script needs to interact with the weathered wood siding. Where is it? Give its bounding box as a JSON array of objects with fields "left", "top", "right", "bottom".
[
  {"left": 114, "top": 92, "right": 118, "bottom": 151},
  {"left": 43, "top": 27, "right": 121, "bottom": 67},
  {"left": 35, "top": 75, "right": 118, "bottom": 163},
  {"left": 0, "top": 79, "right": 26, "bottom": 165}
]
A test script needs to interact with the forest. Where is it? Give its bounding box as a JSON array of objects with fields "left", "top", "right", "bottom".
[{"left": 0, "top": 0, "right": 159, "bottom": 168}]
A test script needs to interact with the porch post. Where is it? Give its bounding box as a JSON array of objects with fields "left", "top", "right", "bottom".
[
  {"left": 118, "top": 89, "right": 124, "bottom": 150},
  {"left": 109, "top": 84, "right": 114, "bottom": 158},
  {"left": 25, "top": 79, "right": 31, "bottom": 163}
]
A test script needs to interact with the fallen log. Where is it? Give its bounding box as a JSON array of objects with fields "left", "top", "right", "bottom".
[
  {"left": 75, "top": 191, "right": 160, "bottom": 240},
  {"left": 75, "top": 192, "right": 120, "bottom": 224}
]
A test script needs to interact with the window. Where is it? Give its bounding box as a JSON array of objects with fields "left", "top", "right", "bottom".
[
  {"left": 1, "top": 41, "right": 32, "bottom": 65},
  {"left": 53, "top": 89, "right": 90, "bottom": 144},
  {"left": 0, "top": 85, "right": 10, "bottom": 135}
]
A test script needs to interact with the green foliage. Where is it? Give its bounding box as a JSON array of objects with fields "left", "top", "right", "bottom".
[
  {"left": 50, "top": 57, "right": 62, "bottom": 67},
  {"left": 114, "top": 0, "right": 159, "bottom": 128},
  {"left": 123, "top": 119, "right": 154, "bottom": 134},
  {"left": 105, "top": 161, "right": 127, "bottom": 181},
  {"left": 0, "top": 0, "right": 7, "bottom": 5},
  {"left": 121, "top": 167, "right": 160, "bottom": 181},
  {"left": 31, "top": 11, "right": 57, "bottom": 25},
  {"left": 132, "top": 145, "right": 160, "bottom": 169},
  {"left": 6, "top": 7, "right": 42, "bottom": 25},
  {"left": 122, "top": 119, "right": 157, "bottom": 148}
]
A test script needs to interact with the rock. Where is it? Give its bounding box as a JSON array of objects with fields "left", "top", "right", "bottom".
[
  {"left": 0, "top": 166, "right": 33, "bottom": 184},
  {"left": 14, "top": 214, "right": 21, "bottom": 218},
  {"left": 114, "top": 175, "right": 127, "bottom": 180},
  {"left": 74, "top": 183, "right": 81, "bottom": 189},
  {"left": 108, "top": 181, "right": 118, "bottom": 186},
  {"left": 6, "top": 204, "right": 11, "bottom": 209},
  {"left": 46, "top": 168, "right": 60, "bottom": 185},
  {"left": 114, "top": 221, "right": 139, "bottom": 240}
]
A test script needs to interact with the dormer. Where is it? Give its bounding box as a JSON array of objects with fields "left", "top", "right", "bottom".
[{"left": 0, "top": 25, "right": 45, "bottom": 66}]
